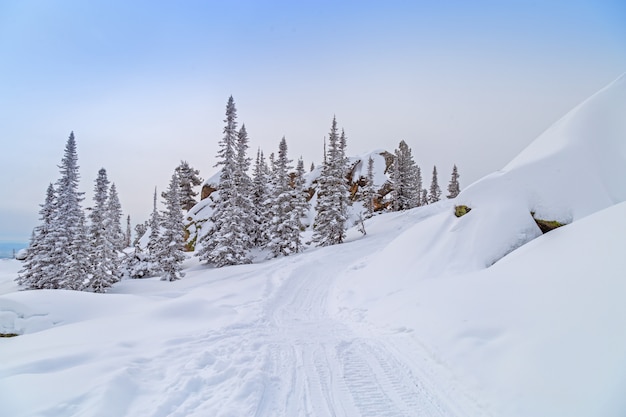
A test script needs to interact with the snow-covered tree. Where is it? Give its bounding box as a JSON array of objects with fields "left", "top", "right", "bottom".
[
  {"left": 251, "top": 148, "right": 270, "bottom": 248},
  {"left": 390, "top": 140, "right": 420, "bottom": 211},
  {"left": 156, "top": 173, "right": 186, "bottom": 281},
  {"left": 428, "top": 165, "right": 442, "bottom": 204},
  {"left": 16, "top": 184, "right": 57, "bottom": 289},
  {"left": 266, "top": 137, "right": 304, "bottom": 257},
  {"left": 50, "top": 132, "right": 89, "bottom": 290},
  {"left": 421, "top": 189, "right": 428, "bottom": 206},
  {"left": 447, "top": 164, "right": 461, "bottom": 199},
  {"left": 175, "top": 161, "right": 203, "bottom": 211},
  {"left": 363, "top": 156, "right": 376, "bottom": 218},
  {"left": 125, "top": 215, "right": 132, "bottom": 248},
  {"left": 106, "top": 183, "right": 124, "bottom": 252},
  {"left": 146, "top": 187, "right": 162, "bottom": 275},
  {"left": 312, "top": 117, "right": 350, "bottom": 246},
  {"left": 133, "top": 222, "right": 147, "bottom": 247},
  {"left": 234, "top": 124, "right": 255, "bottom": 242},
  {"left": 293, "top": 157, "right": 310, "bottom": 231},
  {"left": 88, "top": 168, "right": 119, "bottom": 293},
  {"left": 196, "top": 96, "right": 252, "bottom": 266}
]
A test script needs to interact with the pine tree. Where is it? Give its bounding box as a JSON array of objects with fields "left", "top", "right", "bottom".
[
  {"left": 106, "top": 183, "right": 124, "bottom": 252},
  {"left": 146, "top": 187, "right": 162, "bottom": 275},
  {"left": 363, "top": 156, "right": 376, "bottom": 218},
  {"left": 50, "top": 132, "right": 89, "bottom": 290},
  {"left": 428, "top": 165, "right": 442, "bottom": 204},
  {"left": 125, "top": 215, "right": 132, "bottom": 248},
  {"left": 293, "top": 157, "right": 310, "bottom": 250},
  {"left": 421, "top": 189, "right": 428, "bottom": 206},
  {"left": 156, "top": 173, "right": 186, "bottom": 281},
  {"left": 196, "top": 96, "right": 251, "bottom": 266},
  {"left": 234, "top": 124, "right": 255, "bottom": 244},
  {"left": 251, "top": 148, "right": 270, "bottom": 248},
  {"left": 312, "top": 117, "right": 350, "bottom": 246},
  {"left": 16, "top": 184, "right": 57, "bottom": 289},
  {"left": 447, "top": 164, "right": 461, "bottom": 199},
  {"left": 266, "top": 137, "right": 303, "bottom": 257},
  {"left": 391, "top": 140, "right": 420, "bottom": 211},
  {"left": 85, "top": 169, "right": 118, "bottom": 292},
  {"left": 175, "top": 161, "right": 203, "bottom": 211}
]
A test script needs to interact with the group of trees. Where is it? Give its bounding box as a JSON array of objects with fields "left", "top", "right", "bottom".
[
  {"left": 17, "top": 133, "right": 127, "bottom": 292},
  {"left": 195, "top": 96, "right": 318, "bottom": 267},
  {"left": 384, "top": 139, "right": 460, "bottom": 214},
  {"left": 17, "top": 98, "right": 464, "bottom": 290}
]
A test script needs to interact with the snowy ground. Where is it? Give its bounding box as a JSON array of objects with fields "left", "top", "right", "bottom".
[{"left": 1, "top": 74, "right": 625, "bottom": 416}]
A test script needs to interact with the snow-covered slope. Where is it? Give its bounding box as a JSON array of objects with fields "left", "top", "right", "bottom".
[{"left": 1, "top": 74, "right": 625, "bottom": 417}]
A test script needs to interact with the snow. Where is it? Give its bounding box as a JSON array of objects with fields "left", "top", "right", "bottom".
[{"left": 1, "top": 74, "right": 625, "bottom": 416}]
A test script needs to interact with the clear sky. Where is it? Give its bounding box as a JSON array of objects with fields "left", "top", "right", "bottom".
[{"left": 1, "top": 0, "right": 625, "bottom": 242}]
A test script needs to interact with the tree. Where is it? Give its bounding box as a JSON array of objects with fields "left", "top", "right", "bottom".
[
  {"left": 196, "top": 96, "right": 252, "bottom": 266},
  {"left": 251, "top": 148, "right": 270, "bottom": 248},
  {"left": 266, "top": 137, "right": 303, "bottom": 257},
  {"left": 363, "top": 156, "right": 376, "bottom": 218},
  {"left": 390, "top": 140, "right": 420, "bottom": 211},
  {"left": 447, "top": 164, "right": 461, "bottom": 199},
  {"left": 88, "top": 169, "right": 119, "bottom": 293},
  {"left": 156, "top": 173, "right": 186, "bottom": 281},
  {"left": 50, "top": 132, "right": 89, "bottom": 290},
  {"left": 106, "top": 183, "right": 125, "bottom": 252},
  {"left": 175, "top": 161, "right": 203, "bottom": 211},
  {"left": 146, "top": 187, "right": 162, "bottom": 275},
  {"left": 125, "top": 215, "right": 132, "bottom": 248},
  {"left": 16, "top": 184, "right": 57, "bottom": 289},
  {"left": 233, "top": 124, "right": 255, "bottom": 243},
  {"left": 312, "top": 116, "right": 350, "bottom": 246},
  {"left": 428, "top": 165, "right": 442, "bottom": 204}
]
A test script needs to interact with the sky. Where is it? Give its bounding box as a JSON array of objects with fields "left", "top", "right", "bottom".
[{"left": 0, "top": 0, "right": 624, "bottom": 242}]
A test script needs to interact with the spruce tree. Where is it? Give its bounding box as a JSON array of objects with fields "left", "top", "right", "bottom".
[
  {"left": 428, "top": 165, "right": 442, "bottom": 204},
  {"left": 447, "top": 164, "right": 461, "bottom": 199},
  {"left": 175, "top": 160, "right": 203, "bottom": 211},
  {"left": 312, "top": 117, "right": 350, "bottom": 246},
  {"left": 157, "top": 173, "right": 186, "bottom": 281},
  {"left": 106, "top": 183, "right": 124, "bottom": 252},
  {"left": 391, "top": 140, "right": 420, "bottom": 211},
  {"left": 293, "top": 157, "right": 310, "bottom": 250},
  {"left": 125, "top": 215, "right": 132, "bottom": 248},
  {"left": 196, "top": 96, "right": 251, "bottom": 266},
  {"left": 88, "top": 169, "right": 118, "bottom": 292},
  {"left": 16, "top": 184, "right": 57, "bottom": 289},
  {"left": 363, "top": 156, "right": 376, "bottom": 218},
  {"left": 50, "top": 132, "right": 89, "bottom": 290},
  {"left": 267, "top": 137, "right": 303, "bottom": 257},
  {"left": 234, "top": 124, "right": 255, "bottom": 244},
  {"left": 251, "top": 148, "right": 270, "bottom": 248},
  {"left": 147, "top": 187, "right": 162, "bottom": 275}
]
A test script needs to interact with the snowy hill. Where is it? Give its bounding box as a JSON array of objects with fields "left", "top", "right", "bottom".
[{"left": 1, "top": 74, "right": 625, "bottom": 417}]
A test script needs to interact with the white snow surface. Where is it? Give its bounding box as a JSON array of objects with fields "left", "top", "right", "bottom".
[{"left": 1, "top": 74, "right": 625, "bottom": 416}]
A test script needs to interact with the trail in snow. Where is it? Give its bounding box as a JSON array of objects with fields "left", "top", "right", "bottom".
[{"left": 86, "top": 215, "right": 487, "bottom": 417}]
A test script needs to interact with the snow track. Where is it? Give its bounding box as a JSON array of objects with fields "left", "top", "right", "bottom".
[{"left": 99, "top": 241, "right": 483, "bottom": 417}]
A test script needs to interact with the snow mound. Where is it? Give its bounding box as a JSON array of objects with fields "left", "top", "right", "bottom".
[{"left": 432, "top": 73, "right": 626, "bottom": 270}]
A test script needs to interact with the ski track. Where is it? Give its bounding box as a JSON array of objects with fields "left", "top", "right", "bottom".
[{"left": 39, "top": 228, "right": 488, "bottom": 416}]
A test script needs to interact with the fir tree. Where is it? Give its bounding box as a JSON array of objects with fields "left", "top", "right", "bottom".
[
  {"left": 234, "top": 124, "right": 255, "bottom": 244},
  {"left": 428, "top": 165, "right": 442, "bottom": 204},
  {"left": 447, "top": 164, "right": 461, "bottom": 199},
  {"left": 88, "top": 168, "right": 118, "bottom": 293},
  {"left": 106, "top": 183, "right": 125, "bottom": 252},
  {"left": 390, "top": 140, "right": 420, "bottom": 211},
  {"left": 251, "top": 148, "right": 270, "bottom": 248},
  {"left": 363, "top": 156, "right": 376, "bottom": 218},
  {"left": 266, "top": 137, "right": 303, "bottom": 257},
  {"left": 175, "top": 161, "right": 203, "bottom": 211},
  {"left": 312, "top": 117, "right": 350, "bottom": 246},
  {"left": 293, "top": 157, "right": 310, "bottom": 250},
  {"left": 16, "top": 184, "right": 57, "bottom": 289},
  {"left": 157, "top": 173, "right": 186, "bottom": 281},
  {"left": 421, "top": 189, "right": 428, "bottom": 206},
  {"left": 125, "top": 215, "right": 132, "bottom": 248},
  {"left": 196, "top": 96, "right": 252, "bottom": 266},
  {"left": 50, "top": 132, "right": 88, "bottom": 290},
  {"left": 146, "top": 187, "right": 162, "bottom": 275}
]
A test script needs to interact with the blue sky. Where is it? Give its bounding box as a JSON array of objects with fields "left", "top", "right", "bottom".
[{"left": 1, "top": 0, "right": 625, "bottom": 241}]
